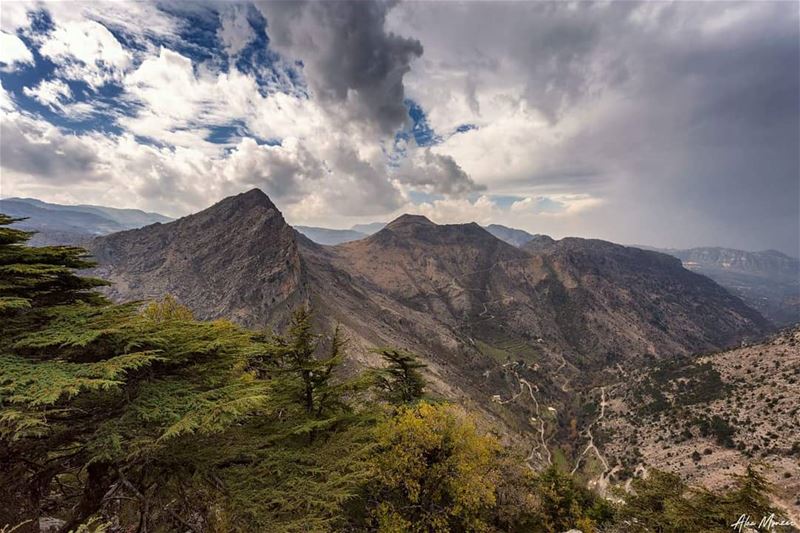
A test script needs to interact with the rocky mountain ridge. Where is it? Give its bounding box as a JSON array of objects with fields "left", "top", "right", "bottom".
[{"left": 87, "top": 190, "right": 773, "bottom": 461}]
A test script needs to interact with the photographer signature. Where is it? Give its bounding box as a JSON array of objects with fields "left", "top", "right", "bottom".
[{"left": 731, "top": 513, "right": 796, "bottom": 532}]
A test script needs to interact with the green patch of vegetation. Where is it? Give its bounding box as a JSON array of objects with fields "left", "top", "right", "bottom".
[
  {"left": 634, "top": 358, "right": 730, "bottom": 416},
  {"left": 693, "top": 414, "right": 737, "bottom": 448}
]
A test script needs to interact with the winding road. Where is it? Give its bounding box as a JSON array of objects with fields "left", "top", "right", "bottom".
[
  {"left": 492, "top": 363, "right": 552, "bottom": 469},
  {"left": 571, "top": 386, "right": 611, "bottom": 489}
]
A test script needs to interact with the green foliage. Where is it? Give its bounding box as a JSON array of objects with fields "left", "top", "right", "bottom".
[
  {"left": 374, "top": 347, "right": 427, "bottom": 404},
  {"left": 0, "top": 214, "right": 108, "bottom": 311},
  {"left": 613, "top": 466, "right": 779, "bottom": 533},
  {"left": 364, "top": 401, "right": 501, "bottom": 532},
  {"left": 694, "top": 414, "right": 737, "bottom": 448}
]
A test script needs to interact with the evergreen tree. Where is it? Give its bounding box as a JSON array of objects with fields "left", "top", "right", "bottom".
[{"left": 374, "top": 348, "right": 427, "bottom": 404}]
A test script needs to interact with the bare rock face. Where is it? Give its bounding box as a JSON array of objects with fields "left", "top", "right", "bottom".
[
  {"left": 521, "top": 237, "right": 771, "bottom": 361},
  {"left": 90, "top": 189, "right": 306, "bottom": 326}
]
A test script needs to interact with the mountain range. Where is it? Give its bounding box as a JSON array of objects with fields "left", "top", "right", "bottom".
[
  {"left": 638, "top": 245, "right": 799, "bottom": 326},
  {"left": 5, "top": 195, "right": 796, "bottom": 327},
  {"left": 86, "top": 190, "right": 772, "bottom": 461},
  {"left": 0, "top": 197, "right": 172, "bottom": 246}
]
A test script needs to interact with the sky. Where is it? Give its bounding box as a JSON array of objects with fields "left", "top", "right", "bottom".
[{"left": 0, "top": 1, "right": 798, "bottom": 255}]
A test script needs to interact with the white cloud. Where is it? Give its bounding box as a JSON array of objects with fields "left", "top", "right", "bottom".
[
  {"left": 23, "top": 79, "right": 71, "bottom": 108},
  {"left": 38, "top": 19, "right": 132, "bottom": 87},
  {"left": 0, "top": 31, "right": 33, "bottom": 70},
  {"left": 0, "top": 2, "right": 31, "bottom": 33}
]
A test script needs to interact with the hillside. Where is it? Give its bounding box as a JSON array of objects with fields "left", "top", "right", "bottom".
[
  {"left": 598, "top": 327, "right": 800, "bottom": 521},
  {"left": 485, "top": 224, "right": 538, "bottom": 247},
  {"left": 660, "top": 247, "right": 799, "bottom": 326},
  {"left": 91, "top": 190, "right": 306, "bottom": 325},
  {"left": 295, "top": 225, "right": 367, "bottom": 245}
]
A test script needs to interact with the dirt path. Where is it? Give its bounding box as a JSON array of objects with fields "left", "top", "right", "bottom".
[
  {"left": 492, "top": 364, "right": 552, "bottom": 469},
  {"left": 555, "top": 352, "right": 572, "bottom": 393},
  {"left": 571, "top": 386, "right": 611, "bottom": 487}
]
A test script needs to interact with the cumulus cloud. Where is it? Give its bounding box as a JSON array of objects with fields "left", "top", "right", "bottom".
[
  {"left": 23, "top": 78, "right": 72, "bottom": 109},
  {"left": 0, "top": 111, "right": 107, "bottom": 184},
  {"left": 389, "top": 1, "right": 799, "bottom": 254},
  {"left": 0, "top": 31, "right": 33, "bottom": 71},
  {"left": 257, "top": 0, "right": 422, "bottom": 135},
  {"left": 38, "top": 19, "right": 133, "bottom": 87}
]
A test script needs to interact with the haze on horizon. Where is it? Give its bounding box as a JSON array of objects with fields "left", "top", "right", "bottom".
[{"left": 0, "top": 1, "right": 798, "bottom": 256}]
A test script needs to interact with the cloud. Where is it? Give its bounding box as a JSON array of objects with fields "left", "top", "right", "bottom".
[
  {"left": 217, "top": 4, "right": 256, "bottom": 58},
  {"left": 257, "top": 0, "right": 422, "bottom": 135},
  {"left": 0, "top": 111, "right": 106, "bottom": 183},
  {"left": 38, "top": 19, "right": 133, "bottom": 87},
  {"left": 1, "top": 1, "right": 797, "bottom": 256},
  {"left": 389, "top": 0, "right": 799, "bottom": 254},
  {"left": 0, "top": 31, "right": 33, "bottom": 70},
  {"left": 23, "top": 78, "right": 71, "bottom": 109},
  {"left": 395, "top": 148, "right": 484, "bottom": 196}
]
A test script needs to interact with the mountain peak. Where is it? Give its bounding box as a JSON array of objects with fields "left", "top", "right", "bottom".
[
  {"left": 217, "top": 188, "right": 276, "bottom": 211},
  {"left": 386, "top": 214, "right": 435, "bottom": 228}
]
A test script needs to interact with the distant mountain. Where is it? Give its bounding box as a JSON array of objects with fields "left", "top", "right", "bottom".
[
  {"left": 636, "top": 246, "right": 799, "bottom": 326},
  {"left": 350, "top": 221, "right": 386, "bottom": 235},
  {"left": 0, "top": 197, "right": 171, "bottom": 246},
  {"left": 484, "top": 221, "right": 799, "bottom": 327},
  {"left": 294, "top": 225, "right": 366, "bottom": 246},
  {"left": 484, "top": 224, "right": 538, "bottom": 247},
  {"left": 298, "top": 222, "right": 540, "bottom": 247}
]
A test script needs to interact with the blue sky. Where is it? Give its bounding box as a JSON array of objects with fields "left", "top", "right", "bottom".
[{"left": 0, "top": 1, "right": 797, "bottom": 255}]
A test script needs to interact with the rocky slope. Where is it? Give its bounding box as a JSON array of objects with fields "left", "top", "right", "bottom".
[
  {"left": 91, "top": 190, "right": 306, "bottom": 325},
  {"left": 520, "top": 237, "right": 770, "bottom": 362},
  {"left": 598, "top": 327, "right": 800, "bottom": 520},
  {"left": 665, "top": 247, "right": 798, "bottom": 326},
  {"left": 484, "top": 224, "right": 538, "bottom": 247}
]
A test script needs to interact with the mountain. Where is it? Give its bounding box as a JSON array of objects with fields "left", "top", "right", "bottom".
[
  {"left": 0, "top": 197, "right": 172, "bottom": 245},
  {"left": 481, "top": 221, "right": 798, "bottom": 327},
  {"left": 91, "top": 190, "right": 305, "bottom": 325},
  {"left": 297, "top": 221, "right": 540, "bottom": 248},
  {"left": 350, "top": 221, "right": 386, "bottom": 235},
  {"left": 90, "top": 190, "right": 770, "bottom": 366},
  {"left": 484, "top": 224, "right": 538, "bottom": 247},
  {"left": 88, "top": 190, "right": 771, "bottom": 466},
  {"left": 294, "top": 225, "right": 366, "bottom": 245},
  {"left": 638, "top": 246, "right": 799, "bottom": 326}
]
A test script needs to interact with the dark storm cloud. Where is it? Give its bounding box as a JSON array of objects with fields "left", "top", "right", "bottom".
[
  {"left": 399, "top": 149, "right": 485, "bottom": 195},
  {"left": 257, "top": 0, "right": 422, "bottom": 135},
  {"left": 393, "top": 1, "right": 799, "bottom": 255}
]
